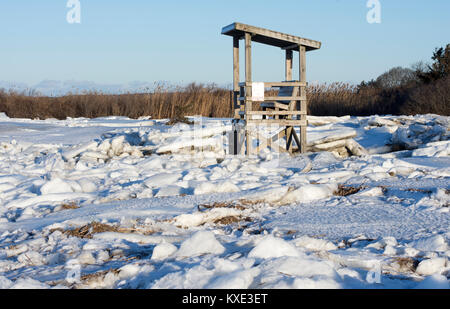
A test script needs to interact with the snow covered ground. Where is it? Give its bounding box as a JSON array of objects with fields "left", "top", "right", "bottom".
[{"left": 0, "top": 112, "right": 449, "bottom": 289}]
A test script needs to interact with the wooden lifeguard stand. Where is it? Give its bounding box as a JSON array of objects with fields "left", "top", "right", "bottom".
[{"left": 221, "top": 22, "right": 321, "bottom": 155}]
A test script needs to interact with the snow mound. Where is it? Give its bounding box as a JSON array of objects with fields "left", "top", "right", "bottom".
[
  {"left": 176, "top": 231, "right": 225, "bottom": 257},
  {"left": 193, "top": 181, "right": 240, "bottom": 195},
  {"left": 172, "top": 208, "right": 242, "bottom": 228},
  {"left": 144, "top": 173, "right": 182, "bottom": 188},
  {"left": 262, "top": 256, "right": 338, "bottom": 279},
  {"left": 281, "top": 184, "right": 337, "bottom": 204},
  {"left": 0, "top": 276, "right": 13, "bottom": 289},
  {"left": 409, "top": 235, "right": 448, "bottom": 252},
  {"left": 40, "top": 178, "right": 73, "bottom": 195},
  {"left": 294, "top": 236, "right": 337, "bottom": 251},
  {"left": 10, "top": 278, "right": 50, "bottom": 289},
  {"left": 151, "top": 242, "right": 178, "bottom": 261},
  {"left": 248, "top": 236, "right": 300, "bottom": 259},
  {"left": 415, "top": 274, "right": 450, "bottom": 289},
  {"left": 208, "top": 268, "right": 260, "bottom": 289}
]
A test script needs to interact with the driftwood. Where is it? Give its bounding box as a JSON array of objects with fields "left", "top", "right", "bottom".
[{"left": 306, "top": 129, "right": 367, "bottom": 157}]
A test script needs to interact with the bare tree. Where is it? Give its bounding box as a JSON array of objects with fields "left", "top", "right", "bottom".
[{"left": 375, "top": 67, "right": 417, "bottom": 89}]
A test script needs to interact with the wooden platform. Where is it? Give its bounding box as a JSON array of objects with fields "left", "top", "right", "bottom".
[{"left": 222, "top": 22, "right": 322, "bottom": 156}]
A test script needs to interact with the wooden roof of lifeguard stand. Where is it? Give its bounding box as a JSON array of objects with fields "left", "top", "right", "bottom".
[
  {"left": 222, "top": 22, "right": 321, "bottom": 51},
  {"left": 222, "top": 22, "right": 321, "bottom": 155}
]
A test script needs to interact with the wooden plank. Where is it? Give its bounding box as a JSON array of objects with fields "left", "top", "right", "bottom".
[
  {"left": 286, "top": 127, "right": 293, "bottom": 153},
  {"left": 232, "top": 37, "right": 240, "bottom": 119},
  {"left": 299, "top": 45, "right": 307, "bottom": 153},
  {"left": 247, "top": 119, "right": 307, "bottom": 126},
  {"left": 260, "top": 102, "right": 289, "bottom": 110},
  {"left": 285, "top": 86, "right": 298, "bottom": 154},
  {"left": 221, "top": 23, "right": 321, "bottom": 51},
  {"left": 245, "top": 33, "right": 252, "bottom": 85},
  {"left": 292, "top": 129, "right": 301, "bottom": 149},
  {"left": 245, "top": 32, "right": 252, "bottom": 156},
  {"left": 281, "top": 43, "right": 300, "bottom": 50},
  {"left": 239, "top": 81, "right": 307, "bottom": 87},
  {"left": 244, "top": 110, "right": 307, "bottom": 116},
  {"left": 239, "top": 96, "right": 306, "bottom": 102}
]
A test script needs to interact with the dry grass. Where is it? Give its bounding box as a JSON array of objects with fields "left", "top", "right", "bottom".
[
  {"left": 2, "top": 80, "right": 447, "bottom": 120},
  {"left": 198, "top": 201, "right": 249, "bottom": 211},
  {"left": 334, "top": 184, "right": 364, "bottom": 196},
  {"left": 62, "top": 222, "right": 119, "bottom": 239},
  {"left": 0, "top": 83, "right": 233, "bottom": 120},
  {"left": 60, "top": 202, "right": 80, "bottom": 210},
  {"left": 79, "top": 268, "right": 120, "bottom": 287},
  {"left": 390, "top": 257, "right": 419, "bottom": 273},
  {"left": 197, "top": 201, "right": 256, "bottom": 226},
  {"left": 405, "top": 188, "right": 433, "bottom": 194},
  {"left": 57, "top": 221, "right": 155, "bottom": 239},
  {"left": 165, "top": 116, "right": 194, "bottom": 126},
  {"left": 213, "top": 216, "right": 252, "bottom": 225}
]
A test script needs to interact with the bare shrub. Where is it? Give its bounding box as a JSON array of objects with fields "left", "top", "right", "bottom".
[
  {"left": 400, "top": 76, "right": 450, "bottom": 115},
  {"left": 0, "top": 83, "right": 233, "bottom": 120}
]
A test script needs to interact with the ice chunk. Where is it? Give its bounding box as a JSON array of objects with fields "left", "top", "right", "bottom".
[
  {"left": 416, "top": 258, "right": 447, "bottom": 276},
  {"left": 137, "top": 157, "right": 163, "bottom": 170},
  {"left": 0, "top": 276, "right": 13, "bottom": 289},
  {"left": 78, "top": 178, "right": 97, "bottom": 193},
  {"left": 62, "top": 141, "right": 98, "bottom": 160},
  {"left": 17, "top": 251, "right": 45, "bottom": 266},
  {"left": 77, "top": 251, "right": 96, "bottom": 265},
  {"left": 110, "top": 135, "right": 126, "bottom": 156}
]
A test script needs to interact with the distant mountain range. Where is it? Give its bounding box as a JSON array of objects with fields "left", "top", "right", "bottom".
[{"left": 0, "top": 80, "right": 169, "bottom": 96}]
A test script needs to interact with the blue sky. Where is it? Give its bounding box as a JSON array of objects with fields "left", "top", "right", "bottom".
[{"left": 1, "top": 0, "right": 449, "bottom": 90}]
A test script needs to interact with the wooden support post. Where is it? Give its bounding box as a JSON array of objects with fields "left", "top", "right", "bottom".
[
  {"left": 299, "top": 45, "right": 307, "bottom": 153},
  {"left": 233, "top": 36, "right": 240, "bottom": 114},
  {"left": 285, "top": 49, "right": 294, "bottom": 153},
  {"left": 245, "top": 33, "right": 253, "bottom": 156},
  {"left": 285, "top": 49, "right": 293, "bottom": 81}
]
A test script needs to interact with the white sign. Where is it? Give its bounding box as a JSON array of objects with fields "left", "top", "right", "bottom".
[{"left": 251, "top": 82, "right": 265, "bottom": 101}]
